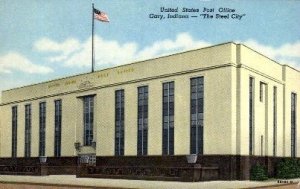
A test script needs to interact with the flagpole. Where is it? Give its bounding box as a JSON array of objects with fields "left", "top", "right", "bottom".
[{"left": 91, "top": 3, "right": 95, "bottom": 73}]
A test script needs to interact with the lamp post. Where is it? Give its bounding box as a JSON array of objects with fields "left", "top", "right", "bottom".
[{"left": 39, "top": 156, "right": 48, "bottom": 176}]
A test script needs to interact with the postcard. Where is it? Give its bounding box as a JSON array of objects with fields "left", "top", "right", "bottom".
[{"left": 0, "top": 0, "right": 299, "bottom": 188}]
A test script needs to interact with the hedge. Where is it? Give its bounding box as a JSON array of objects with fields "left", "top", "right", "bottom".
[
  {"left": 250, "top": 164, "right": 268, "bottom": 181},
  {"left": 276, "top": 158, "right": 300, "bottom": 179}
]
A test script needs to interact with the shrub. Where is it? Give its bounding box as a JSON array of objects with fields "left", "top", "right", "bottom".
[
  {"left": 250, "top": 164, "right": 268, "bottom": 181},
  {"left": 276, "top": 158, "right": 300, "bottom": 179}
]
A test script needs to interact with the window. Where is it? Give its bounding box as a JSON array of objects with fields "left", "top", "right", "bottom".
[
  {"left": 54, "top": 100, "right": 62, "bottom": 157},
  {"left": 259, "top": 82, "right": 264, "bottom": 102},
  {"left": 12, "top": 106, "right": 18, "bottom": 158},
  {"left": 24, "top": 104, "right": 31, "bottom": 157},
  {"left": 39, "top": 102, "right": 46, "bottom": 157},
  {"left": 83, "top": 96, "right": 94, "bottom": 146},
  {"left": 115, "top": 90, "right": 124, "bottom": 156},
  {"left": 162, "top": 82, "right": 174, "bottom": 155},
  {"left": 249, "top": 77, "right": 255, "bottom": 155},
  {"left": 291, "top": 93, "right": 297, "bottom": 157},
  {"left": 190, "top": 77, "right": 204, "bottom": 155},
  {"left": 137, "top": 86, "right": 148, "bottom": 156},
  {"left": 273, "top": 87, "right": 277, "bottom": 156}
]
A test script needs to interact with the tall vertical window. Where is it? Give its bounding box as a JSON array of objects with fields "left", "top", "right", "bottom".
[
  {"left": 249, "top": 77, "right": 254, "bottom": 155},
  {"left": 190, "top": 77, "right": 204, "bottom": 155},
  {"left": 115, "top": 90, "right": 124, "bottom": 156},
  {"left": 137, "top": 86, "right": 148, "bottom": 156},
  {"left": 24, "top": 104, "right": 31, "bottom": 157},
  {"left": 273, "top": 87, "right": 277, "bottom": 156},
  {"left": 259, "top": 82, "right": 264, "bottom": 102},
  {"left": 83, "top": 96, "right": 94, "bottom": 146},
  {"left": 54, "top": 100, "right": 62, "bottom": 157},
  {"left": 39, "top": 102, "right": 46, "bottom": 157},
  {"left": 291, "top": 93, "right": 297, "bottom": 157},
  {"left": 12, "top": 106, "right": 18, "bottom": 158},
  {"left": 162, "top": 82, "right": 174, "bottom": 155}
]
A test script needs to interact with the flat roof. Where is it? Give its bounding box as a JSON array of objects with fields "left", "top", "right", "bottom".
[
  {"left": 2, "top": 41, "right": 236, "bottom": 92},
  {"left": 1, "top": 41, "right": 299, "bottom": 94}
]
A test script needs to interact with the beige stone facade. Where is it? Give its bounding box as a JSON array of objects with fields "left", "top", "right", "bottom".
[{"left": 0, "top": 42, "right": 299, "bottom": 159}]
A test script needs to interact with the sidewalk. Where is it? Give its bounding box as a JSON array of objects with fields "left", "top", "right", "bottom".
[{"left": 0, "top": 175, "right": 299, "bottom": 189}]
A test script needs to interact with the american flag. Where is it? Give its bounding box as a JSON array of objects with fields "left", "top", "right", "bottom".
[{"left": 94, "top": 8, "right": 109, "bottom": 22}]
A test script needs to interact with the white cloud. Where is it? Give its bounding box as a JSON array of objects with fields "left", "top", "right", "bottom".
[
  {"left": 34, "top": 38, "right": 81, "bottom": 62},
  {"left": 42, "top": 33, "right": 211, "bottom": 69},
  {"left": 277, "top": 59, "right": 300, "bottom": 70},
  {"left": 278, "top": 42, "right": 300, "bottom": 58},
  {"left": 241, "top": 39, "right": 300, "bottom": 69},
  {"left": 32, "top": 34, "right": 300, "bottom": 71},
  {"left": 136, "top": 32, "right": 211, "bottom": 60},
  {"left": 0, "top": 52, "right": 53, "bottom": 74},
  {"left": 242, "top": 40, "right": 300, "bottom": 59},
  {"left": 242, "top": 40, "right": 278, "bottom": 58},
  {"left": 65, "top": 36, "right": 138, "bottom": 67}
]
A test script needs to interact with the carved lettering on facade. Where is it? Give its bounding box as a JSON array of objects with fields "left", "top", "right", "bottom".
[
  {"left": 65, "top": 80, "right": 76, "bottom": 86},
  {"left": 97, "top": 73, "right": 109, "bottom": 78},
  {"left": 78, "top": 81, "right": 94, "bottom": 89},
  {"left": 117, "top": 68, "right": 134, "bottom": 74},
  {"left": 48, "top": 83, "right": 60, "bottom": 89}
]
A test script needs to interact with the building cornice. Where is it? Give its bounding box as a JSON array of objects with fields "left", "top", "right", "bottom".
[{"left": 0, "top": 63, "right": 236, "bottom": 106}]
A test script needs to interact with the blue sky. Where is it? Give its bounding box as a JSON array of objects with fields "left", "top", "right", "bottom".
[{"left": 0, "top": 0, "right": 300, "bottom": 94}]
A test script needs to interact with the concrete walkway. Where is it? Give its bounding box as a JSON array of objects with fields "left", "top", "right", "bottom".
[{"left": 0, "top": 175, "right": 299, "bottom": 189}]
